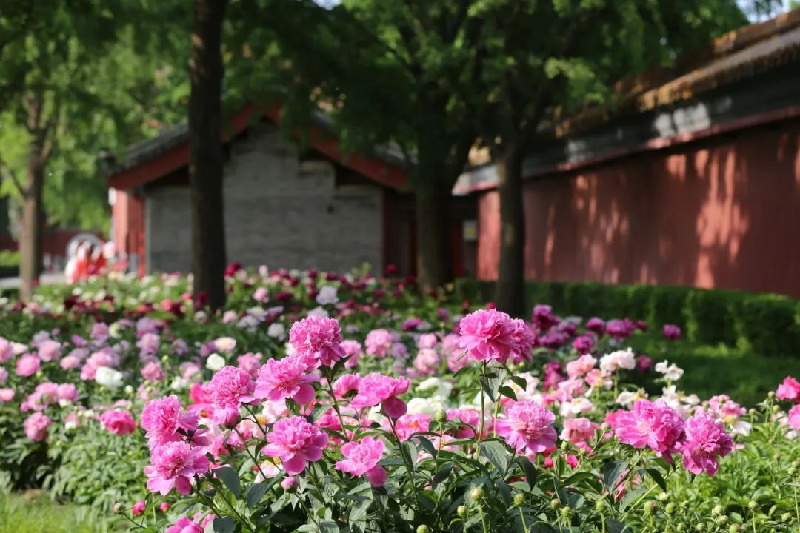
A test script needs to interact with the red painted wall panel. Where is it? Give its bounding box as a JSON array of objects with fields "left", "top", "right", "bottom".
[{"left": 477, "top": 120, "right": 800, "bottom": 298}]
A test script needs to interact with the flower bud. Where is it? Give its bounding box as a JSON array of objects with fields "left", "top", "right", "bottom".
[
  {"left": 434, "top": 410, "right": 447, "bottom": 424},
  {"left": 712, "top": 505, "right": 724, "bottom": 516},
  {"left": 747, "top": 501, "right": 758, "bottom": 510},
  {"left": 416, "top": 526, "right": 430, "bottom": 533},
  {"left": 595, "top": 500, "right": 606, "bottom": 512},
  {"left": 729, "top": 525, "right": 741, "bottom": 533},
  {"left": 550, "top": 498, "right": 560, "bottom": 509},
  {"left": 560, "top": 507, "right": 570, "bottom": 517},
  {"left": 666, "top": 503, "right": 676, "bottom": 515},
  {"left": 513, "top": 493, "right": 525, "bottom": 506},
  {"left": 658, "top": 493, "right": 669, "bottom": 502},
  {"left": 469, "top": 487, "right": 483, "bottom": 501},
  {"left": 781, "top": 512, "right": 792, "bottom": 523},
  {"left": 457, "top": 505, "right": 467, "bottom": 517}
]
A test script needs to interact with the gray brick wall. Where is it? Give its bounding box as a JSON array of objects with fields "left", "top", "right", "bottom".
[{"left": 145, "top": 123, "right": 383, "bottom": 275}]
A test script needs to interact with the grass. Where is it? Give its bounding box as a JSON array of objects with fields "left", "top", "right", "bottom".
[
  {"left": 0, "top": 491, "right": 116, "bottom": 533},
  {"left": 630, "top": 337, "right": 800, "bottom": 406}
]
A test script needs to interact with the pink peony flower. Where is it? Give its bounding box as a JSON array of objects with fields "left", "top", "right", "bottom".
[
  {"left": 447, "top": 408, "right": 490, "bottom": 439},
  {"left": 0, "top": 338, "right": 13, "bottom": 362},
  {"left": 585, "top": 317, "right": 605, "bottom": 334},
  {"left": 0, "top": 367, "right": 6, "bottom": 383},
  {"left": 609, "top": 400, "right": 685, "bottom": 460},
  {"left": 787, "top": 404, "right": 800, "bottom": 430},
  {"left": 509, "top": 319, "right": 537, "bottom": 363},
  {"left": 137, "top": 333, "right": 161, "bottom": 356},
  {"left": 24, "top": 412, "right": 51, "bottom": 441},
  {"left": 16, "top": 354, "right": 40, "bottom": 376},
  {"left": 132, "top": 500, "right": 146, "bottom": 516},
  {"left": 60, "top": 355, "right": 81, "bottom": 370},
  {"left": 572, "top": 335, "right": 595, "bottom": 355},
  {"left": 252, "top": 356, "right": 318, "bottom": 405},
  {"left": 38, "top": 340, "right": 62, "bottom": 362},
  {"left": 413, "top": 349, "right": 440, "bottom": 375},
  {"left": 140, "top": 396, "right": 200, "bottom": 448},
  {"left": 288, "top": 316, "right": 345, "bottom": 368},
  {"left": 350, "top": 373, "right": 411, "bottom": 418},
  {"left": 364, "top": 329, "right": 395, "bottom": 358},
  {"left": 495, "top": 400, "right": 557, "bottom": 453},
  {"left": 237, "top": 353, "right": 262, "bottom": 377},
  {"left": 776, "top": 377, "right": 800, "bottom": 402},
  {"left": 560, "top": 417, "right": 599, "bottom": 443},
  {"left": 332, "top": 374, "right": 361, "bottom": 398},
  {"left": 335, "top": 436, "right": 385, "bottom": 476},
  {"left": 207, "top": 366, "right": 256, "bottom": 425},
  {"left": 145, "top": 441, "right": 210, "bottom": 495},
  {"left": 566, "top": 354, "right": 596, "bottom": 379},
  {"left": 100, "top": 409, "right": 137, "bottom": 436},
  {"left": 457, "top": 309, "right": 519, "bottom": 364},
  {"left": 262, "top": 416, "right": 328, "bottom": 475},
  {"left": 91, "top": 323, "right": 109, "bottom": 341},
  {"left": 166, "top": 513, "right": 214, "bottom": 533},
  {"left": 339, "top": 340, "right": 362, "bottom": 368},
  {"left": 393, "top": 414, "right": 431, "bottom": 441},
  {"left": 680, "top": 412, "right": 734, "bottom": 476},
  {"left": 0, "top": 388, "right": 14, "bottom": 402},
  {"left": 141, "top": 361, "right": 165, "bottom": 382},
  {"left": 417, "top": 334, "right": 438, "bottom": 350},
  {"left": 57, "top": 383, "right": 78, "bottom": 403}
]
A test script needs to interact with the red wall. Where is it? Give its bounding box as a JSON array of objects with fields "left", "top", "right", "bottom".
[
  {"left": 111, "top": 189, "right": 146, "bottom": 276},
  {"left": 477, "top": 120, "right": 800, "bottom": 298}
]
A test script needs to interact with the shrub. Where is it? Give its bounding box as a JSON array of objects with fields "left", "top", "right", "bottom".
[{"left": 457, "top": 279, "right": 800, "bottom": 356}]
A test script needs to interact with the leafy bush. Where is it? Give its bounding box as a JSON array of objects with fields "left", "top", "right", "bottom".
[
  {"left": 0, "top": 251, "right": 19, "bottom": 268},
  {"left": 458, "top": 279, "right": 800, "bottom": 356}
]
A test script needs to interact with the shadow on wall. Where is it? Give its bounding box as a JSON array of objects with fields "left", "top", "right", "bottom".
[{"left": 479, "top": 120, "right": 800, "bottom": 298}]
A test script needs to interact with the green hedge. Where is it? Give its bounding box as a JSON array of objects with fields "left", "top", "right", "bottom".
[{"left": 454, "top": 279, "right": 800, "bottom": 356}]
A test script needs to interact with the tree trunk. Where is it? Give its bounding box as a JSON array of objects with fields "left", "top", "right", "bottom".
[
  {"left": 493, "top": 142, "right": 526, "bottom": 317},
  {"left": 415, "top": 177, "right": 453, "bottom": 293},
  {"left": 189, "top": 0, "right": 228, "bottom": 310},
  {"left": 19, "top": 146, "right": 45, "bottom": 301}
]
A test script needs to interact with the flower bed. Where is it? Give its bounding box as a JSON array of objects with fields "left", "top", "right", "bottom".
[{"left": 1, "top": 268, "right": 799, "bottom": 532}]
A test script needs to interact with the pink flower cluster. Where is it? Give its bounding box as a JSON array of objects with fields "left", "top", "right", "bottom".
[{"left": 608, "top": 400, "right": 733, "bottom": 475}]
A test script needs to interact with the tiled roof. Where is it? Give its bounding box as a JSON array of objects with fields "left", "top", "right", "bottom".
[{"left": 555, "top": 8, "right": 800, "bottom": 136}]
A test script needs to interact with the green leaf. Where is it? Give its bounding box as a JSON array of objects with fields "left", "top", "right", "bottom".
[
  {"left": 479, "top": 440, "right": 510, "bottom": 472},
  {"left": 213, "top": 517, "right": 235, "bottom": 533},
  {"left": 498, "top": 385, "right": 517, "bottom": 401},
  {"left": 605, "top": 518, "right": 633, "bottom": 533},
  {"left": 602, "top": 460, "right": 628, "bottom": 491},
  {"left": 517, "top": 456, "right": 538, "bottom": 490},
  {"left": 215, "top": 466, "right": 241, "bottom": 498},
  {"left": 401, "top": 441, "right": 417, "bottom": 468},
  {"left": 245, "top": 480, "right": 272, "bottom": 509},
  {"left": 432, "top": 463, "right": 454, "bottom": 487},
  {"left": 509, "top": 375, "right": 528, "bottom": 389},
  {"left": 416, "top": 436, "right": 438, "bottom": 459},
  {"left": 349, "top": 497, "right": 373, "bottom": 523},
  {"left": 644, "top": 467, "right": 667, "bottom": 492},
  {"left": 479, "top": 368, "right": 508, "bottom": 402},
  {"left": 318, "top": 519, "right": 340, "bottom": 533}
]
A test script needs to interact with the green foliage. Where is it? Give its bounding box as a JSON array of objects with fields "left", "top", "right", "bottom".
[
  {"left": 457, "top": 279, "right": 800, "bottom": 356},
  {"left": 0, "top": 252, "right": 19, "bottom": 268},
  {"left": 0, "top": 491, "right": 110, "bottom": 533}
]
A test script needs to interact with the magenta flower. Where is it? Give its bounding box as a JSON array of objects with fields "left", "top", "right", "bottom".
[
  {"left": 253, "top": 356, "right": 318, "bottom": 405},
  {"left": 662, "top": 324, "right": 682, "bottom": 340},
  {"left": 0, "top": 338, "right": 13, "bottom": 362},
  {"left": 288, "top": 316, "right": 345, "bottom": 368},
  {"left": 776, "top": 377, "right": 800, "bottom": 402},
  {"left": 145, "top": 441, "right": 210, "bottom": 495},
  {"left": 335, "top": 436, "right": 385, "bottom": 476},
  {"left": 140, "top": 396, "right": 200, "bottom": 448},
  {"left": 680, "top": 412, "right": 734, "bottom": 476},
  {"left": 100, "top": 409, "right": 137, "bottom": 436},
  {"left": 207, "top": 366, "right": 256, "bottom": 425},
  {"left": 262, "top": 416, "right": 328, "bottom": 475},
  {"left": 16, "top": 354, "right": 40, "bottom": 377},
  {"left": 609, "top": 400, "right": 685, "bottom": 460},
  {"left": 364, "top": 329, "right": 395, "bottom": 358},
  {"left": 350, "top": 373, "right": 411, "bottom": 418},
  {"left": 132, "top": 500, "right": 146, "bottom": 516},
  {"left": 495, "top": 400, "right": 557, "bottom": 453},
  {"left": 24, "top": 412, "right": 51, "bottom": 442},
  {"left": 458, "top": 309, "right": 520, "bottom": 364},
  {"left": 166, "top": 513, "right": 214, "bottom": 533},
  {"left": 560, "top": 417, "right": 599, "bottom": 443}
]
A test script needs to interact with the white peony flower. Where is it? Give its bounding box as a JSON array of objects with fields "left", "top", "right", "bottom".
[
  {"left": 616, "top": 391, "right": 639, "bottom": 407},
  {"left": 267, "top": 323, "right": 286, "bottom": 340},
  {"left": 655, "top": 361, "right": 684, "bottom": 381},
  {"left": 599, "top": 348, "right": 637, "bottom": 373},
  {"left": 206, "top": 353, "right": 225, "bottom": 371},
  {"left": 307, "top": 307, "right": 329, "bottom": 318},
  {"left": 95, "top": 366, "right": 124, "bottom": 389},
  {"left": 316, "top": 286, "right": 339, "bottom": 306}
]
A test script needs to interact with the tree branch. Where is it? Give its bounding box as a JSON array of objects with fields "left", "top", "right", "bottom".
[{"left": 0, "top": 156, "right": 27, "bottom": 197}]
